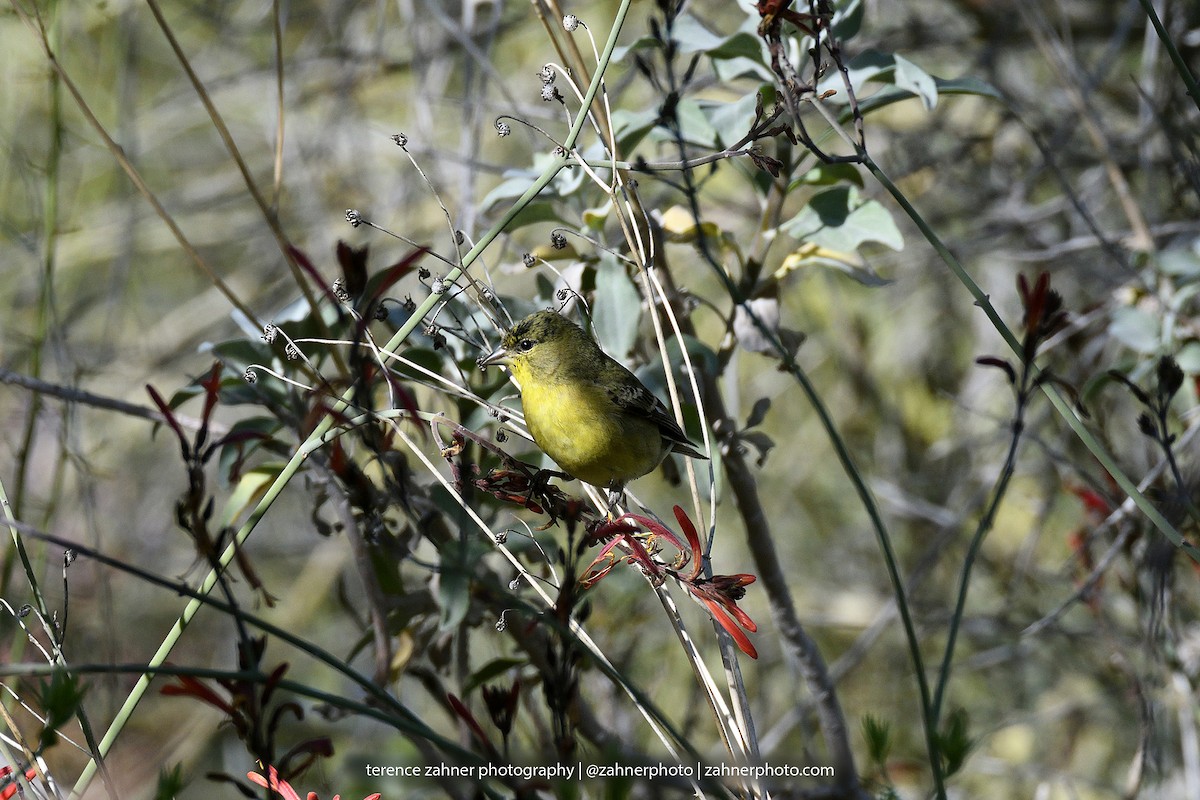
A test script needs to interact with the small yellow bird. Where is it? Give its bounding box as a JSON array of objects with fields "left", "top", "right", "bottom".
[{"left": 479, "top": 310, "right": 707, "bottom": 491}]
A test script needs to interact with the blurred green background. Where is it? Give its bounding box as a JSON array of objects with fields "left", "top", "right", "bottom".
[{"left": 2, "top": 0, "right": 1199, "bottom": 798}]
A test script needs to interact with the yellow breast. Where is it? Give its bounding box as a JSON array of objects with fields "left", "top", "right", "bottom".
[{"left": 518, "top": 378, "right": 666, "bottom": 487}]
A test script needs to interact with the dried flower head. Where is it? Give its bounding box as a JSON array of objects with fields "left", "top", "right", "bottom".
[
  {"left": 332, "top": 278, "right": 350, "bottom": 303},
  {"left": 390, "top": 132, "right": 409, "bottom": 147},
  {"left": 495, "top": 119, "right": 512, "bottom": 137}
]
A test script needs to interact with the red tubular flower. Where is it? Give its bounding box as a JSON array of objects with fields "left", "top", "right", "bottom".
[
  {"left": 583, "top": 506, "right": 759, "bottom": 658},
  {"left": 0, "top": 766, "right": 42, "bottom": 800},
  {"left": 247, "top": 765, "right": 381, "bottom": 800}
]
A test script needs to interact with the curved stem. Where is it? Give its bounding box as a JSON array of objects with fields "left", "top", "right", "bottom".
[
  {"left": 931, "top": 387, "right": 1028, "bottom": 726},
  {"left": 785, "top": 361, "right": 945, "bottom": 797},
  {"left": 1134, "top": 0, "right": 1200, "bottom": 113}
]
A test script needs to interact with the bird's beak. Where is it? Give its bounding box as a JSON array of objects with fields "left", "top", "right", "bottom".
[{"left": 478, "top": 344, "right": 510, "bottom": 368}]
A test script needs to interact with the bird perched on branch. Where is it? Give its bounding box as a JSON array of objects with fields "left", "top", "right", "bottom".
[{"left": 479, "top": 310, "right": 707, "bottom": 492}]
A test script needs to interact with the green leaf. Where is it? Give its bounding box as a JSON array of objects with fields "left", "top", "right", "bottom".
[
  {"left": 503, "top": 201, "right": 567, "bottom": 232},
  {"left": 611, "top": 108, "right": 660, "bottom": 154},
  {"left": 829, "top": 49, "right": 896, "bottom": 94},
  {"left": 1158, "top": 245, "right": 1200, "bottom": 278},
  {"left": 936, "top": 75, "right": 1004, "bottom": 100},
  {"left": 221, "top": 463, "right": 285, "bottom": 527},
  {"left": 1175, "top": 340, "right": 1200, "bottom": 374},
  {"left": 482, "top": 153, "right": 580, "bottom": 209},
  {"left": 706, "top": 30, "right": 764, "bottom": 61},
  {"left": 788, "top": 162, "right": 864, "bottom": 190},
  {"left": 821, "top": 48, "right": 999, "bottom": 113},
  {"left": 820, "top": 50, "right": 937, "bottom": 108},
  {"left": 1108, "top": 306, "right": 1160, "bottom": 354},
  {"left": 673, "top": 98, "right": 719, "bottom": 147},
  {"left": 935, "top": 707, "right": 975, "bottom": 778},
  {"left": 592, "top": 254, "right": 642, "bottom": 360},
  {"left": 480, "top": 173, "right": 540, "bottom": 211},
  {"left": 733, "top": 298, "right": 807, "bottom": 357},
  {"left": 713, "top": 56, "right": 776, "bottom": 84},
  {"left": 850, "top": 75, "right": 1003, "bottom": 117},
  {"left": 216, "top": 417, "right": 280, "bottom": 484},
  {"left": 634, "top": 336, "right": 716, "bottom": 401},
  {"left": 662, "top": 14, "right": 732, "bottom": 54},
  {"left": 894, "top": 54, "right": 938, "bottom": 109},
  {"left": 703, "top": 92, "right": 760, "bottom": 149},
  {"left": 612, "top": 14, "right": 762, "bottom": 63},
  {"left": 779, "top": 185, "right": 901, "bottom": 286},
  {"left": 861, "top": 714, "right": 892, "bottom": 765},
  {"left": 437, "top": 560, "right": 471, "bottom": 632},
  {"left": 155, "top": 764, "right": 187, "bottom": 800},
  {"left": 664, "top": 334, "right": 720, "bottom": 382},
  {"left": 38, "top": 669, "right": 87, "bottom": 751},
  {"left": 463, "top": 657, "right": 526, "bottom": 695},
  {"left": 782, "top": 185, "right": 904, "bottom": 253},
  {"left": 832, "top": 0, "right": 865, "bottom": 39}
]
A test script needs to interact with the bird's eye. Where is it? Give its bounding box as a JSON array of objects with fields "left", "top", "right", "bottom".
[{"left": 518, "top": 338, "right": 535, "bottom": 352}]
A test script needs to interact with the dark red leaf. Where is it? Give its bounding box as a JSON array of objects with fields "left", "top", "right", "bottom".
[
  {"left": 288, "top": 245, "right": 340, "bottom": 305},
  {"left": 146, "top": 384, "right": 191, "bottom": 456},
  {"left": 336, "top": 240, "right": 370, "bottom": 300},
  {"left": 365, "top": 247, "right": 428, "bottom": 308},
  {"left": 975, "top": 356, "right": 1016, "bottom": 386}
]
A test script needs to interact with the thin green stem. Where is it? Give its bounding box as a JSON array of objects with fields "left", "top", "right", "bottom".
[
  {"left": 1135, "top": 0, "right": 1200, "bottom": 113},
  {"left": 931, "top": 383, "right": 1028, "bottom": 727},
  {"left": 1153, "top": 405, "right": 1200, "bottom": 528},
  {"left": 786, "top": 361, "right": 945, "bottom": 798}
]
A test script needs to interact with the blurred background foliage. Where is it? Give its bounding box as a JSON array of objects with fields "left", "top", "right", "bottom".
[{"left": 2, "top": 0, "right": 1199, "bottom": 798}]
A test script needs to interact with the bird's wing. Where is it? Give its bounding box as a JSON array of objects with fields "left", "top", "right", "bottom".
[{"left": 606, "top": 377, "right": 707, "bottom": 459}]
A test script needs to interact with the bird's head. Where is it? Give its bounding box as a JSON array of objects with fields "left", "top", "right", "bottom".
[{"left": 479, "top": 310, "right": 593, "bottom": 384}]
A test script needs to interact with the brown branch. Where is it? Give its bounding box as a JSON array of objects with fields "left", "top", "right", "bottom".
[{"left": 724, "top": 445, "right": 866, "bottom": 798}]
